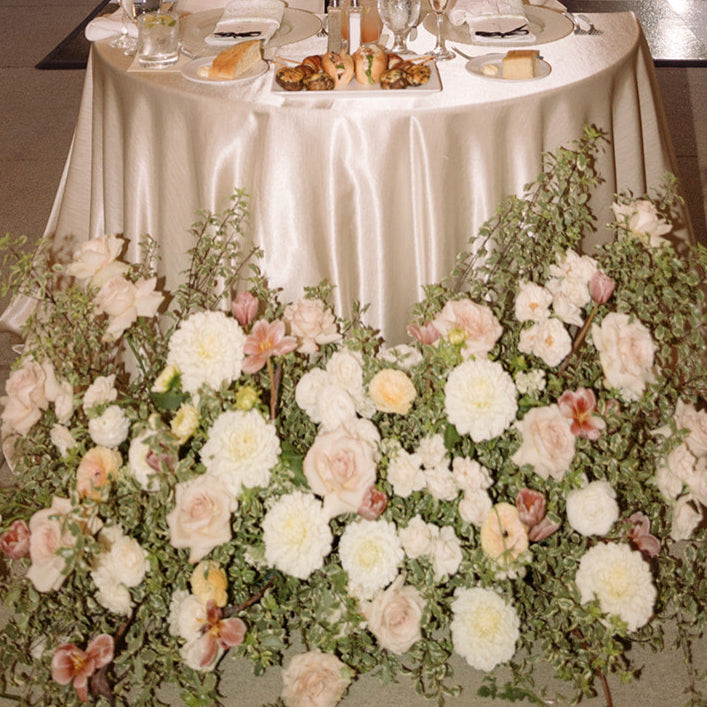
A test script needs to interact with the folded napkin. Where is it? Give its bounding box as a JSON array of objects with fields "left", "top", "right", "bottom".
[
  {"left": 85, "top": 8, "right": 138, "bottom": 41},
  {"left": 448, "top": 0, "right": 532, "bottom": 40},
  {"left": 204, "top": 0, "right": 285, "bottom": 45},
  {"left": 527, "top": 0, "right": 566, "bottom": 12}
]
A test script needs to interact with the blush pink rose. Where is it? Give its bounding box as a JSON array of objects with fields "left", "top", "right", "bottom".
[
  {"left": 1, "top": 358, "right": 51, "bottom": 435},
  {"left": 303, "top": 425, "right": 378, "bottom": 518},
  {"left": 232, "top": 291, "right": 259, "bottom": 327},
  {"left": 432, "top": 299, "right": 502, "bottom": 358},
  {"left": 284, "top": 299, "right": 341, "bottom": 354},
  {"left": 480, "top": 503, "right": 529, "bottom": 568},
  {"left": 512, "top": 405, "right": 576, "bottom": 482},
  {"left": 0, "top": 519, "right": 31, "bottom": 559},
  {"left": 281, "top": 651, "right": 352, "bottom": 707}
]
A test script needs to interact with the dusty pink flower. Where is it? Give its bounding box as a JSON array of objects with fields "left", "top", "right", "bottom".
[
  {"left": 51, "top": 634, "right": 114, "bottom": 702},
  {"left": 232, "top": 291, "right": 259, "bottom": 327},
  {"left": 358, "top": 486, "right": 388, "bottom": 520},
  {"left": 627, "top": 511, "right": 661, "bottom": 559},
  {"left": 193, "top": 601, "right": 247, "bottom": 670},
  {"left": 407, "top": 321, "right": 440, "bottom": 346},
  {"left": 589, "top": 271, "right": 616, "bottom": 305},
  {"left": 528, "top": 517, "right": 560, "bottom": 542},
  {"left": 516, "top": 489, "right": 546, "bottom": 528},
  {"left": 558, "top": 388, "right": 606, "bottom": 440},
  {"left": 242, "top": 319, "right": 297, "bottom": 374},
  {"left": 0, "top": 519, "right": 31, "bottom": 559}
]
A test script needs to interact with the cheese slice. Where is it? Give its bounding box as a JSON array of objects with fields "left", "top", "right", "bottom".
[{"left": 208, "top": 40, "right": 262, "bottom": 80}]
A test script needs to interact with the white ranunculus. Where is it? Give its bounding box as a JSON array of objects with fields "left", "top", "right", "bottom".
[
  {"left": 459, "top": 489, "right": 492, "bottom": 526},
  {"left": 451, "top": 587, "right": 520, "bottom": 671},
  {"left": 515, "top": 281, "right": 552, "bottom": 323},
  {"left": 670, "top": 495, "right": 702, "bottom": 541},
  {"left": 451, "top": 457, "right": 493, "bottom": 492},
  {"left": 201, "top": 409, "right": 280, "bottom": 497},
  {"left": 430, "top": 526, "right": 462, "bottom": 581},
  {"left": 262, "top": 492, "right": 333, "bottom": 580},
  {"left": 398, "top": 515, "right": 436, "bottom": 559},
  {"left": 591, "top": 312, "right": 656, "bottom": 401},
  {"left": 83, "top": 374, "right": 117, "bottom": 411},
  {"left": 88, "top": 405, "right": 130, "bottom": 448},
  {"left": 166, "top": 311, "right": 246, "bottom": 394},
  {"left": 386, "top": 448, "right": 425, "bottom": 498},
  {"left": 575, "top": 543, "right": 656, "bottom": 631},
  {"left": 168, "top": 590, "right": 207, "bottom": 643},
  {"left": 566, "top": 480, "right": 619, "bottom": 536},
  {"left": 424, "top": 466, "right": 458, "bottom": 502},
  {"left": 445, "top": 359, "right": 517, "bottom": 443},
  {"left": 518, "top": 318, "right": 572, "bottom": 368},
  {"left": 339, "top": 519, "right": 403, "bottom": 600},
  {"left": 50, "top": 424, "right": 76, "bottom": 458},
  {"left": 418, "top": 433, "right": 447, "bottom": 470},
  {"left": 549, "top": 250, "right": 598, "bottom": 287}
]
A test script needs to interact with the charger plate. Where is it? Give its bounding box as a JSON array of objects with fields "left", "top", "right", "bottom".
[
  {"left": 423, "top": 6, "right": 573, "bottom": 47},
  {"left": 181, "top": 7, "right": 322, "bottom": 58}
]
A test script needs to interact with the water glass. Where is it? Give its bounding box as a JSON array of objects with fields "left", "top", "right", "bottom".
[
  {"left": 377, "top": 0, "right": 420, "bottom": 54},
  {"left": 137, "top": 11, "right": 180, "bottom": 68}
]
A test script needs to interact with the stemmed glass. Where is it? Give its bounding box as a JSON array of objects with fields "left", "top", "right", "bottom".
[
  {"left": 377, "top": 0, "right": 421, "bottom": 55},
  {"left": 429, "top": 0, "right": 454, "bottom": 60},
  {"left": 111, "top": 0, "right": 162, "bottom": 54}
]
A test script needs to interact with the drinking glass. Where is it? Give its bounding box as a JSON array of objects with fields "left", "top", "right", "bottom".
[
  {"left": 138, "top": 11, "right": 180, "bottom": 67},
  {"left": 377, "top": 0, "right": 420, "bottom": 54},
  {"left": 112, "top": 0, "right": 162, "bottom": 55},
  {"left": 429, "top": 0, "right": 453, "bottom": 60}
]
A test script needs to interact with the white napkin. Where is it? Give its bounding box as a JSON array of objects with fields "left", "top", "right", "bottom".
[
  {"left": 85, "top": 8, "right": 138, "bottom": 41},
  {"left": 528, "top": 0, "right": 566, "bottom": 12},
  {"left": 448, "top": 0, "right": 532, "bottom": 40},
  {"left": 204, "top": 0, "right": 285, "bottom": 45}
]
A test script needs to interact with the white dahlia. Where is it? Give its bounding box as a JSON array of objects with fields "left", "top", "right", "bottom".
[
  {"left": 166, "top": 311, "right": 246, "bottom": 394},
  {"left": 451, "top": 587, "right": 520, "bottom": 671},
  {"left": 339, "top": 519, "right": 404, "bottom": 600},
  {"left": 201, "top": 409, "right": 280, "bottom": 497},
  {"left": 444, "top": 359, "right": 517, "bottom": 442},
  {"left": 575, "top": 543, "right": 656, "bottom": 631},
  {"left": 262, "top": 492, "right": 333, "bottom": 580}
]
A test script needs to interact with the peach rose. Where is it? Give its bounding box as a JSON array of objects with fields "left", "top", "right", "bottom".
[
  {"left": 94, "top": 275, "right": 163, "bottom": 339},
  {"left": 76, "top": 447, "right": 123, "bottom": 501},
  {"left": 303, "top": 424, "right": 378, "bottom": 518},
  {"left": 368, "top": 369, "right": 416, "bottom": 415},
  {"left": 1, "top": 358, "right": 50, "bottom": 435},
  {"left": 480, "top": 503, "right": 529, "bottom": 568},
  {"left": 166, "top": 475, "right": 236, "bottom": 563},
  {"left": 281, "top": 650, "right": 352, "bottom": 707},
  {"left": 26, "top": 496, "right": 77, "bottom": 592},
  {"left": 591, "top": 313, "right": 656, "bottom": 401},
  {"left": 512, "top": 405, "right": 576, "bottom": 481},
  {"left": 432, "top": 299, "right": 502, "bottom": 358},
  {"left": 284, "top": 299, "right": 341, "bottom": 354},
  {"left": 363, "top": 575, "right": 425, "bottom": 654}
]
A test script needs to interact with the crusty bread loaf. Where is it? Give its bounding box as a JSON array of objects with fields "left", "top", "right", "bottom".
[
  {"left": 501, "top": 49, "right": 539, "bottom": 79},
  {"left": 208, "top": 40, "right": 262, "bottom": 80}
]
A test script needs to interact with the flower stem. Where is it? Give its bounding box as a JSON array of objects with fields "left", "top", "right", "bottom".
[
  {"left": 571, "top": 628, "right": 613, "bottom": 707},
  {"left": 558, "top": 305, "right": 598, "bottom": 375}
]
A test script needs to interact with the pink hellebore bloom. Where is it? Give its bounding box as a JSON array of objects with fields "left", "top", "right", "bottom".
[
  {"left": 232, "top": 291, "right": 259, "bottom": 328},
  {"left": 358, "top": 486, "right": 388, "bottom": 520},
  {"left": 627, "top": 511, "right": 661, "bottom": 559},
  {"left": 589, "top": 271, "right": 616, "bottom": 305},
  {"left": 51, "top": 634, "right": 114, "bottom": 702},
  {"left": 407, "top": 321, "right": 440, "bottom": 346},
  {"left": 196, "top": 601, "right": 247, "bottom": 669},
  {"left": 242, "top": 319, "right": 297, "bottom": 374},
  {"left": 0, "top": 519, "right": 31, "bottom": 559},
  {"left": 557, "top": 388, "right": 606, "bottom": 440}
]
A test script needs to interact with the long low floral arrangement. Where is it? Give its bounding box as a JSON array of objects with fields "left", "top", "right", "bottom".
[{"left": 0, "top": 127, "right": 705, "bottom": 706}]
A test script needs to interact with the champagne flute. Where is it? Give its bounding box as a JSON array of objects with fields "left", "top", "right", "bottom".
[
  {"left": 378, "top": 0, "right": 421, "bottom": 55},
  {"left": 429, "top": 0, "right": 454, "bottom": 60}
]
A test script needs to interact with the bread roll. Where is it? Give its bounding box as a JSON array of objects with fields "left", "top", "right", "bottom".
[
  {"left": 353, "top": 44, "right": 387, "bottom": 85},
  {"left": 208, "top": 40, "right": 262, "bottom": 80},
  {"left": 501, "top": 50, "right": 539, "bottom": 79},
  {"left": 321, "top": 51, "right": 354, "bottom": 88}
]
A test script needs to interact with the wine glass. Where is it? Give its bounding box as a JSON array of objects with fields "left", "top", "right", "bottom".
[
  {"left": 111, "top": 0, "right": 162, "bottom": 55},
  {"left": 429, "top": 0, "right": 454, "bottom": 60},
  {"left": 377, "top": 0, "right": 421, "bottom": 55}
]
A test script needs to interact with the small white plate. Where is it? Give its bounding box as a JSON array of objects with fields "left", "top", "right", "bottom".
[
  {"left": 181, "top": 57, "right": 269, "bottom": 84},
  {"left": 465, "top": 53, "right": 551, "bottom": 81}
]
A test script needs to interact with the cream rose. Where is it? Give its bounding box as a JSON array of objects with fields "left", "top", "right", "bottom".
[
  {"left": 674, "top": 400, "right": 707, "bottom": 458},
  {"left": 83, "top": 374, "right": 117, "bottom": 411},
  {"left": 303, "top": 424, "right": 378, "bottom": 518},
  {"left": 518, "top": 318, "right": 572, "bottom": 368},
  {"left": 591, "top": 313, "right": 656, "bottom": 401},
  {"left": 94, "top": 275, "right": 163, "bottom": 339},
  {"left": 612, "top": 199, "right": 672, "bottom": 248},
  {"left": 363, "top": 575, "right": 425, "bottom": 654},
  {"left": 512, "top": 405, "right": 576, "bottom": 481},
  {"left": 432, "top": 298, "right": 502, "bottom": 358},
  {"left": 1, "top": 358, "right": 50, "bottom": 435},
  {"left": 284, "top": 299, "right": 342, "bottom": 354},
  {"left": 166, "top": 475, "right": 237, "bottom": 563},
  {"left": 281, "top": 651, "right": 352, "bottom": 707},
  {"left": 66, "top": 235, "right": 129, "bottom": 286},
  {"left": 76, "top": 446, "right": 122, "bottom": 501},
  {"left": 368, "top": 369, "right": 417, "bottom": 415},
  {"left": 26, "top": 496, "right": 76, "bottom": 592}
]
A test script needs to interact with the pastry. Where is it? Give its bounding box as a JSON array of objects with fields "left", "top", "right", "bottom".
[
  {"left": 321, "top": 51, "right": 355, "bottom": 88},
  {"left": 402, "top": 62, "right": 430, "bottom": 86},
  {"left": 380, "top": 68, "right": 409, "bottom": 90},
  {"left": 208, "top": 40, "right": 262, "bottom": 80},
  {"left": 303, "top": 71, "right": 335, "bottom": 90},
  {"left": 353, "top": 44, "right": 387, "bottom": 85},
  {"left": 275, "top": 66, "right": 306, "bottom": 91},
  {"left": 501, "top": 49, "right": 539, "bottom": 79},
  {"left": 301, "top": 55, "right": 324, "bottom": 72}
]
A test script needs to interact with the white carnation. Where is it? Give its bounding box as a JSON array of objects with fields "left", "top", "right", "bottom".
[
  {"left": 387, "top": 448, "right": 426, "bottom": 498},
  {"left": 168, "top": 590, "right": 207, "bottom": 642},
  {"left": 459, "top": 490, "right": 492, "bottom": 526},
  {"left": 50, "top": 424, "right": 76, "bottom": 458},
  {"left": 295, "top": 368, "right": 330, "bottom": 422},
  {"left": 445, "top": 359, "right": 517, "bottom": 442},
  {"left": 318, "top": 382, "right": 359, "bottom": 430},
  {"left": 166, "top": 311, "right": 246, "bottom": 394},
  {"left": 430, "top": 526, "right": 462, "bottom": 581},
  {"left": 326, "top": 349, "right": 364, "bottom": 395},
  {"left": 566, "top": 480, "right": 619, "bottom": 536},
  {"left": 201, "top": 409, "right": 280, "bottom": 497},
  {"left": 452, "top": 457, "right": 493, "bottom": 492},
  {"left": 575, "top": 543, "right": 656, "bottom": 631},
  {"left": 339, "top": 519, "right": 404, "bottom": 600},
  {"left": 418, "top": 433, "right": 448, "bottom": 470},
  {"left": 451, "top": 588, "right": 520, "bottom": 671},
  {"left": 83, "top": 374, "right": 117, "bottom": 411},
  {"left": 89, "top": 405, "right": 130, "bottom": 448},
  {"left": 92, "top": 568, "right": 133, "bottom": 615},
  {"left": 425, "top": 466, "right": 458, "bottom": 501},
  {"left": 96, "top": 531, "right": 149, "bottom": 588},
  {"left": 399, "top": 515, "right": 436, "bottom": 559},
  {"left": 262, "top": 492, "right": 333, "bottom": 579}
]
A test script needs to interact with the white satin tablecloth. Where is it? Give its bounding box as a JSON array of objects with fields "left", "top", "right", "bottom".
[{"left": 11, "top": 12, "right": 680, "bottom": 343}]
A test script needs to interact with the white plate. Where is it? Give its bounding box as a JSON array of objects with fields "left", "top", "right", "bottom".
[
  {"left": 465, "top": 53, "right": 551, "bottom": 81},
  {"left": 271, "top": 61, "right": 442, "bottom": 97},
  {"left": 181, "top": 8, "right": 322, "bottom": 58},
  {"left": 423, "top": 6, "right": 573, "bottom": 47},
  {"left": 181, "top": 57, "right": 269, "bottom": 84}
]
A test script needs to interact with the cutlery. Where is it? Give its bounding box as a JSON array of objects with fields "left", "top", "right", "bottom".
[
  {"left": 452, "top": 45, "right": 475, "bottom": 60},
  {"left": 213, "top": 30, "right": 263, "bottom": 38}
]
